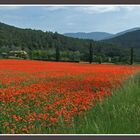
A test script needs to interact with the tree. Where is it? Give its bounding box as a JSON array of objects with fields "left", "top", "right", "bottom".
[
  {"left": 89, "top": 42, "right": 93, "bottom": 64},
  {"left": 1, "top": 22, "right": 139, "bottom": 63},
  {"left": 98, "top": 55, "right": 102, "bottom": 64},
  {"left": 56, "top": 46, "right": 60, "bottom": 61},
  {"left": 130, "top": 47, "right": 134, "bottom": 65}
]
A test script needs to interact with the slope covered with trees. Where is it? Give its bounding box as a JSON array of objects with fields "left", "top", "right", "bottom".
[
  {"left": 103, "top": 29, "right": 140, "bottom": 62},
  {"left": 104, "top": 29, "right": 140, "bottom": 48},
  {"left": 0, "top": 22, "right": 135, "bottom": 63}
]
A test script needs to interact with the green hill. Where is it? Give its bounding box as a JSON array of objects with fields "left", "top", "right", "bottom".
[
  {"left": 0, "top": 22, "right": 133, "bottom": 63},
  {"left": 104, "top": 29, "right": 140, "bottom": 49}
]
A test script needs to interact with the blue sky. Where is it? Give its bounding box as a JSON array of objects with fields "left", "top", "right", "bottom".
[{"left": 0, "top": 5, "right": 140, "bottom": 34}]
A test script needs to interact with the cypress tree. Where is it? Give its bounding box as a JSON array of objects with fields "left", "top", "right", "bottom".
[
  {"left": 130, "top": 47, "right": 134, "bottom": 65},
  {"left": 89, "top": 42, "right": 93, "bottom": 64},
  {"left": 99, "top": 56, "right": 102, "bottom": 64},
  {"left": 56, "top": 46, "right": 60, "bottom": 61}
]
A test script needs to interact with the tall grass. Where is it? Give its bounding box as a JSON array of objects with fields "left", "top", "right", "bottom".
[{"left": 48, "top": 73, "right": 140, "bottom": 134}]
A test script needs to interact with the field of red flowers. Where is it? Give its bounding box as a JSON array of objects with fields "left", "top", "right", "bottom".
[{"left": 0, "top": 60, "right": 140, "bottom": 134}]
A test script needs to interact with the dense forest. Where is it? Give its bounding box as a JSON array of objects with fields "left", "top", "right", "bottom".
[
  {"left": 0, "top": 22, "right": 139, "bottom": 63},
  {"left": 103, "top": 29, "right": 140, "bottom": 62},
  {"left": 104, "top": 29, "right": 140, "bottom": 48}
]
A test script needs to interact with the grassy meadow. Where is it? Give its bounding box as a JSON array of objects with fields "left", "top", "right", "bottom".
[{"left": 0, "top": 60, "right": 140, "bottom": 134}]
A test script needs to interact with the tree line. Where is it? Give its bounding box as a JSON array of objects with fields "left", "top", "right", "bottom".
[
  {"left": 0, "top": 22, "right": 139, "bottom": 64},
  {"left": 27, "top": 43, "right": 134, "bottom": 65}
]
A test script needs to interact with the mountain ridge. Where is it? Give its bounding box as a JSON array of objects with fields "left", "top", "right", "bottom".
[
  {"left": 103, "top": 27, "right": 140, "bottom": 40},
  {"left": 64, "top": 32, "right": 113, "bottom": 41},
  {"left": 103, "top": 29, "right": 140, "bottom": 48},
  {"left": 64, "top": 27, "right": 140, "bottom": 41},
  {"left": 0, "top": 22, "right": 140, "bottom": 62}
]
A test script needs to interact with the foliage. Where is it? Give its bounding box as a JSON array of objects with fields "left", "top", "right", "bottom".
[
  {"left": 0, "top": 60, "right": 140, "bottom": 134},
  {"left": 0, "top": 22, "right": 134, "bottom": 63},
  {"left": 52, "top": 73, "right": 140, "bottom": 134}
]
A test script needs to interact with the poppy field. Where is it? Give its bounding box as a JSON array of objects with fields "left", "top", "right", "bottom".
[{"left": 0, "top": 60, "right": 140, "bottom": 134}]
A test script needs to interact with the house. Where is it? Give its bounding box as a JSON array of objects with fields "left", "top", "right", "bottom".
[
  {"left": 0, "top": 52, "right": 8, "bottom": 58},
  {"left": 8, "top": 50, "right": 28, "bottom": 59}
]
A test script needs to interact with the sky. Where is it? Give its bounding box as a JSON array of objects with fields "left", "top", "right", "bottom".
[{"left": 0, "top": 5, "right": 140, "bottom": 34}]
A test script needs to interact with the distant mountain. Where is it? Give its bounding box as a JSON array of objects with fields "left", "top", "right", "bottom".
[
  {"left": 64, "top": 28, "right": 140, "bottom": 41},
  {"left": 64, "top": 32, "right": 113, "bottom": 41},
  {"left": 104, "top": 27, "right": 140, "bottom": 40},
  {"left": 103, "top": 29, "right": 140, "bottom": 48},
  {"left": 0, "top": 22, "right": 140, "bottom": 62},
  {"left": 0, "top": 22, "right": 122, "bottom": 55}
]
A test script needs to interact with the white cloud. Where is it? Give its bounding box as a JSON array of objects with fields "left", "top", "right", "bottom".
[
  {"left": 0, "top": 14, "right": 23, "bottom": 20},
  {"left": 42, "top": 5, "right": 136, "bottom": 14},
  {"left": 42, "top": 5, "right": 120, "bottom": 13},
  {"left": 119, "top": 5, "right": 136, "bottom": 11},
  {"left": 0, "top": 6, "right": 22, "bottom": 10},
  {"left": 0, "top": 5, "right": 136, "bottom": 13},
  {"left": 43, "top": 6, "right": 66, "bottom": 11},
  {"left": 76, "top": 6, "right": 120, "bottom": 14},
  {"left": 76, "top": 6, "right": 136, "bottom": 13},
  {"left": 67, "top": 22, "right": 75, "bottom": 26}
]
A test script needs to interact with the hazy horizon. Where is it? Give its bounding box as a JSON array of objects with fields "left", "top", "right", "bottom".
[{"left": 0, "top": 5, "right": 140, "bottom": 34}]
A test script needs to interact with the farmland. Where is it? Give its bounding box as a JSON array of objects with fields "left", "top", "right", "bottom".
[{"left": 0, "top": 60, "right": 140, "bottom": 134}]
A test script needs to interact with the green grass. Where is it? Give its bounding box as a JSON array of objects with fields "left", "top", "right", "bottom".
[{"left": 48, "top": 73, "right": 140, "bottom": 134}]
